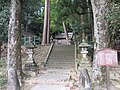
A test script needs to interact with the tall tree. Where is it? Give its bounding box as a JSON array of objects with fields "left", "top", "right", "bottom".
[
  {"left": 62, "top": 20, "right": 69, "bottom": 44},
  {"left": 47, "top": 0, "right": 50, "bottom": 44},
  {"left": 7, "top": 0, "right": 21, "bottom": 89},
  {"left": 90, "top": 0, "right": 108, "bottom": 89},
  {"left": 41, "top": 0, "right": 50, "bottom": 45},
  {"left": 0, "top": 42, "right": 2, "bottom": 59}
]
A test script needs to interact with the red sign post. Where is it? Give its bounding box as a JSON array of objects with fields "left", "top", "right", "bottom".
[
  {"left": 97, "top": 48, "right": 118, "bottom": 66},
  {"left": 97, "top": 48, "right": 118, "bottom": 90}
]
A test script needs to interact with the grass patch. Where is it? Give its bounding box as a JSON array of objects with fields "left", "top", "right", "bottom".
[
  {"left": 0, "top": 59, "right": 6, "bottom": 67},
  {"left": 0, "top": 58, "right": 7, "bottom": 87},
  {"left": 0, "top": 75, "right": 7, "bottom": 86}
]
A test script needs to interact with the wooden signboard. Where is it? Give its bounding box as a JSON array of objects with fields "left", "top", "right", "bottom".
[
  {"left": 97, "top": 48, "right": 118, "bottom": 66},
  {"left": 96, "top": 48, "right": 118, "bottom": 90}
]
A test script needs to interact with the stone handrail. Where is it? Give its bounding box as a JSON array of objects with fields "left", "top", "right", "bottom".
[
  {"left": 43, "top": 42, "right": 54, "bottom": 66},
  {"left": 75, "top": 43, "right": 78, "bottom": 70}
]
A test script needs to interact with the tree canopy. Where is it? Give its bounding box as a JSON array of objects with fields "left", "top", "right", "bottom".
[{"left": 0, "top": 0, "right": 119, "bottom": 45}]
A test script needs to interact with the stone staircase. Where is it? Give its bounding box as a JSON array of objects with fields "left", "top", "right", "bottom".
[
  {"left": 28, "top": 45, "right": 75, "bottom": 90},
  {"left": 110, "top": 65, "right": 120, "bottom": 89},
  {"left": 46, "top": 44, "right": 75, "bottom": 69},
  {"left": 37, "top": 44, "right": 75, "bottom": 85}
]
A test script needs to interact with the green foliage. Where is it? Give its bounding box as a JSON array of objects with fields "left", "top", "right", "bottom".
[
  {"left": 0, "top": 75, "right": 6, "bottom": 86},
  {"left": 50, "top": 0, "right": 59, "bottom": 34},
  {"left": 0, "top": 0, "right": 44, "bottom": 43},
  {"left": 0, "top": 0, "right": 9, "bottom": 43},
  {"left": 50, "top": 0, "right": 92, "bottom": 37},
  {"left": 21, "top": 0, "right": 43, "bottom": 35},
  {"left": 0, "top": 0, "right": 93, "bottom": 42},
  {"left": 107, "top": 1, "right": 120, "bottom": 47},
  {"left": 0, "top": 59, "right": 6, "bottom": 67}
]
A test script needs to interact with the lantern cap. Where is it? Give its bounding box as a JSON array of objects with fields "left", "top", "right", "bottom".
[
  {"left": 25, "top": 42, "right": 36, "bottom": 49},
  {"left": 78, "top": 39, "right": 90, "bottom": 48}
]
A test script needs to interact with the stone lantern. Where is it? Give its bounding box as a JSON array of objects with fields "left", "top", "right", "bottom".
[
  {"left": 78, "top": 39, "right": 90, "bottom": 59},
  {"left": 24, "top": 42, "right": 37, "bottom": 71},
  {"left": 76, "top": 33, "right": 92, "bottom": 79},
  {"left": 78, "top": 38, "right": 91, "bottom": 71},
  {"left": 26, "top": 42, "right": 35, "bottom": 63}
]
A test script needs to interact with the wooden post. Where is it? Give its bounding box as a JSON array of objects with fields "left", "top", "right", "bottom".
[
  {"left": 106, "top": 66, "right": 110, "bottom": 90},
  {"left": 75, "top": 43, "right": 77, "bottom": 70}
]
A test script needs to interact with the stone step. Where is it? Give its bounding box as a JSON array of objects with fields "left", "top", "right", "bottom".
[
  {"left": 47, "top": 63, "right": 75, "bottom": 66},
  {"left": 47, "top": 64, "right": 74, "bottom": 66},
  {"left": 48, "top": 57, "right": 74, "bottom": 59},
  {"left": 47, "top": 61, "right": 74, "bottom": 63},
  {"left": 48, "top": 60, "right": 75, "bottom": 63},
  {"left": 46, "top": 45, "right": 75, "bottom": 69},
  {"left": 46, "top": 65, "right": 75, "bottom": 68},
  {"left": 47, "top": 60, "right": 75, "bottom": 63},
  {"left": 46, "top": 65, "right": 75, "bottom": 67},
  {"left": 48, "top": 58, "right": 74, "bottom": 60},
  {"left": 49, "top": 58, "right": 74, "bottom": 59},
  {"left": 46, "top": 66, "right": 74, "bottom": 69},
  {"left": 47, "top": 62, "right": 74, "bottom": 64},
  {"left": 34, "top": 69, "right": 71, "bottom": 85},
  {"left": 50, "top": 53, "right": 74, "bottom": 55},
  {"left": 49, "top": 55, "right": 74, "bottom": 57}
]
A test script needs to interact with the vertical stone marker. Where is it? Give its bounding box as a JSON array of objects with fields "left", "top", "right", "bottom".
[
  {"left": 97, "top": 48, "right": 118, "bottom": 90},
  {"left": 79, "top": 68, "right": 92, "bottom": 90}
]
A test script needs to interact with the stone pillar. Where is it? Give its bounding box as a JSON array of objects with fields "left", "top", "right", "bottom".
[
  {"left": 79, "top": 68, "right": 92, "bottom": 90},
  {"left": 78, "top": 57, "right": 91, "bottom": 75}
]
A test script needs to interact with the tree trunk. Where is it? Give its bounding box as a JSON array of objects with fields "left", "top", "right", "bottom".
[
  {"left": 18, "top": 1, "right": 23, "bottom": 85},
  {"left": 47, "top": 0, "right": 50, "bottom": 44},
  {"left": 41, "top": 0, "right": 50, "bottom": 45},
  {"left": 0, "top": 42, "right": 2, "bottom": 59},
  {"left": 62, "top": 20, "right": 69, "bottom": 44},
  {"left": 90, "top": 0, "right": 108, "bottom": 89},
  {"left": 17, "top": 23, "right": 23, "bottom": 85},
  {"left": 7, "top": 0, "right": 21, "bottom": 90},
  {"left": 41, "top": 0, "right": 48, "bottom": 45},
  {"left": 17, "top": 41, "right": 23, "bottom": 85}
]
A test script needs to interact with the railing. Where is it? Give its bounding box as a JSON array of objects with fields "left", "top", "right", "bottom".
[
  {"left": 43, "top": 42, "right": 54, "bottom": 66},
  {"left": 75, "top": 42, "right": 78, "bottom": 70}
]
